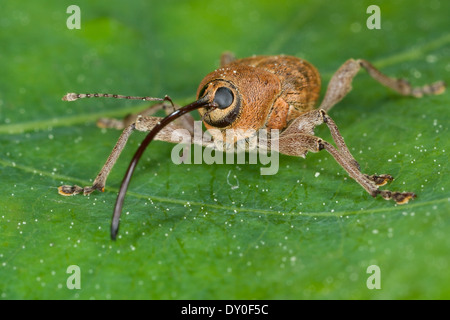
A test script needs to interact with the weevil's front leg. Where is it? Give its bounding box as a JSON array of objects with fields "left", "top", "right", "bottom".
[
  {"left": 96, "top": 102, "right": 174, "bottom": 130},
  {"left": 279, "top": 110, "right": 415, "bottom": 204},
  {"left": 321, "top": 112, "right": 392, "bottom": 186},
  {"left": 282, "top": 109, "right": 360, "bottom": 171},
  {"left": 58, "top": 116, "right": 192, "bottom": 196},
  {"left": 319, "top": 140, "right": 414, "bottom": 204},
  {"left": 359, "top": 60, "right": 445, "bottom": 98},
  {"left": 320, "top": 59, "right": 445, "bottom": 112},
  {"left": 97, "top": 102, "right": 195, "bottom": 134}
]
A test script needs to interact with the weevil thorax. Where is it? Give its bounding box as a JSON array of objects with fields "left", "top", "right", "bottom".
[{"left": 197, "top": 55, "right": 321, "bottom": 143}]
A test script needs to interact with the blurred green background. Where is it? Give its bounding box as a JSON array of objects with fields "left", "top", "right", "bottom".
[{"left": 0, "top": 0, "right": 449, "bottom": 299}]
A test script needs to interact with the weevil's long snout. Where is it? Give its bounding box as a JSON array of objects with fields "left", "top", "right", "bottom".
[{"left": 111, "top": 96, "right": 217, "bottom": 240}]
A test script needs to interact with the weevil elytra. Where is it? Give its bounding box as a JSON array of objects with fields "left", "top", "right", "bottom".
[{"left": 58, "top": 52, "right": 445, "bottom": 240}]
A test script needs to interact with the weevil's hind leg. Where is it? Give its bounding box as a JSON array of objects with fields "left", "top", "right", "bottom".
[
  {"left": 58, "top": 116, "right": 194, "bottom": 196},
  {"left": 320, "top": 59, "right": 446, "bottom": 112},
  {"left": 279, "top": 110, "right": 415, "bottom": 204}
]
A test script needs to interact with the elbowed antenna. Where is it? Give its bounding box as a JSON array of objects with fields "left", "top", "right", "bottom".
[
  {"left": 110, "top": 96, "right": 217, "bottom": 240},
  {"left": 62, "top": 92, "right": 174, "bottom": 104}
]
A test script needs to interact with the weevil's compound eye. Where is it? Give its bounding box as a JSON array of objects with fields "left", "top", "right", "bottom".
[
  {"left": 198, "top": 81, "right": 242, "bottom": 128},
  {"left": 213, "top": 87, "right": 234, "bottom": 109}
]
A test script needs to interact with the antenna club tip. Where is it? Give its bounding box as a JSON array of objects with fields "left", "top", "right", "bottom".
[
  {"left": 62, "top": 93, "right": 78, "bottom": 101},
  {"left": 111, "top": 227, "right": 118, "bottom": 241}
]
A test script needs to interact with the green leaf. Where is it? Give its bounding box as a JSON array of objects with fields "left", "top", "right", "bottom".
[{"left": 0, "top": 0, "right": 449, "bottom": 299}]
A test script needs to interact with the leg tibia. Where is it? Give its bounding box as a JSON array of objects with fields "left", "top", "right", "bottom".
[
  {"left": 321, "top": 140, "right": 415, "bottom": 204},
  {"left": 358, "top": 59, "right": 446, "bottom": 97},
  {"left": 97, "top": 102, "right": 176, "bottom": 130},
  {"left": 377, "top": 190, "right": 416, "bottom": 204}
]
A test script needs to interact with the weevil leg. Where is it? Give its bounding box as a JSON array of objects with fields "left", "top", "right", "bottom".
[
  {"left": 97, "top": 100, "right": 195, "bottom": 134},
  {"left": 319, "top": 139, "right": 416, "bottom": 204},
  {"left": 320, "top": 59, "right": 445, "bottom": 112},
  {"left": 58, "top": 115, "right": 194, "bottom": 196},
  {"left": 59, "top": 123, "right": 135, "bottom": 196},
  {"left": 323, "top": 112, "right": 394, "bottom": 186},
  {"left": 96, "top": 102, "right": 171, "bottom": 130},
  {"left": 278, "top": 110, "right": 415, "bottom": 204},
  {"left": 281, "top": 109, "right": 360, "bottom": 170},
  {"left": 359, "top": 59, "right": 446, "bottom": 98}
]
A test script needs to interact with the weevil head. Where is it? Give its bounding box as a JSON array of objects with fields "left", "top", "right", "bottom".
[{"left": 196, "top": 65, "right": 281, "bottom": 138}]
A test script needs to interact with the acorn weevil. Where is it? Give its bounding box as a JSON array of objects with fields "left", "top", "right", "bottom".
[{"left": 58, "top": 52, "right": 446, "bottom": 239}]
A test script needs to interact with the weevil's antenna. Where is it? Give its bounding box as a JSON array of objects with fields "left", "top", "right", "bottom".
[
  {"left": 62, "top": 92, "right": 171, "bottom": 103},
  {"left": 110, "top": 96, "right": 216, "bottom": 240}
]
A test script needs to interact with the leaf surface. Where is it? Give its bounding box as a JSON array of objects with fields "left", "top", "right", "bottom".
[{"left": 0, "top": 0, "right": 449, "bottom": 299}]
